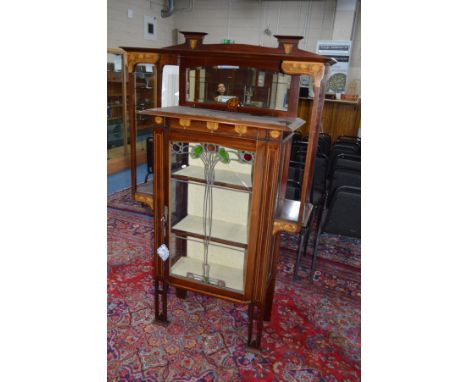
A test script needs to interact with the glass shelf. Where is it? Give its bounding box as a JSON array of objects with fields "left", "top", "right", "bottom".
[
  {"left": 172, "top": 214, "right": 247, "bottom": 248},
  {"left": 172, "top": 165, "right": 252, "bottom": 192},
  {"left": 171, "top": 256, "right": 244, "bottom": 292},
  {"left": 170, "top": 235, "right": 245, "bottom": 292}
]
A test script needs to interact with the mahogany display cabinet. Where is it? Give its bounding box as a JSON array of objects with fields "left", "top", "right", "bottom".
[{"left": 121, "top": 32, "right": 335, "bottom": 350}]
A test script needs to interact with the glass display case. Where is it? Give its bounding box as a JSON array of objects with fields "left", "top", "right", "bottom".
[
  {"left": 134, "top": 63, "right": 157, "bottom": 196},
  {"left": 126, "top": 61, "right": 180, "bottom": 206},
  {"left": 121, "top": 32, "right": 334, "bottom": 350},
  {"left": 107, "top": 49, "right": 129, "bottom": 174}
]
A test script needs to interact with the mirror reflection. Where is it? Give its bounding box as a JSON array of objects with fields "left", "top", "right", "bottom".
[{"left": 186, "top": 66, "right": 291, "bottom": 111}]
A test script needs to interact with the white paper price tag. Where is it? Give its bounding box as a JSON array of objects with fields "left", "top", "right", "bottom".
[{"left": 157, "top": 244, "right": 170, "bottom": 261}]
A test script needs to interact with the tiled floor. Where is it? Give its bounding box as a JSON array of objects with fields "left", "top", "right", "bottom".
[{"left": 107, "top": 164, "right": 150, "bottom": 195}]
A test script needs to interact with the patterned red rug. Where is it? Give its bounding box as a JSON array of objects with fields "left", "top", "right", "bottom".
[{"left": 108, "top": 195, "right": 361, "bottom": 381}]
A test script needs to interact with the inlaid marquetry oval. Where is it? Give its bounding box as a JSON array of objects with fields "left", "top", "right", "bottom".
[
  {"left": 206, "top": 121, "right": 219, "bottom": 132},
  {"left": 270, "top": 130, "right": 281, "bottom": 139},
  {"left": 234, "top": 124, "right": 248, "bottom": 136},
  {"left": 179, "top": 118, "right": 191, "bottom": 128},
  {"left": 154, "top": 116, "right": 163, "bottom": 125}
]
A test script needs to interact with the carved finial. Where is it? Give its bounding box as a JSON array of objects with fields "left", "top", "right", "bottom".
[
  {"left": 274, "top": 35, "right": 303, "bottom": 54},
  {"left": 179, "top": 31, "right": 208, "bottom": 49}
]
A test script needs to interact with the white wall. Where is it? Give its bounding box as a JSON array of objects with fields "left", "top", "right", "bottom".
[
  {"left": 332, "top": 0, "right": 360, "bottom": 94},
  {"left": 107, "top": 0, "right": 360, "bottom": 93},
  {"left": 348, "top": 2, "right": 361, "bottom": 94},
  {"left": 332, "top": 0, "right": 355, "bottom": 40},
  {"left": 173, "top": 0, "right": 336, "bottom": 52},
  {"left": 107, "top": 0, "right": 176, "bottom": 48}
]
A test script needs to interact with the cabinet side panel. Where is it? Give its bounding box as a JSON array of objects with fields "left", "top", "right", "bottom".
[{"left": 247, "top": 140, "right": 281, "bottom": 304}]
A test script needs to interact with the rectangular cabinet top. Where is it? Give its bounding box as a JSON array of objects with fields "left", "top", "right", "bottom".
[{"left": 139, "top": 106, "right": 305, "bottom": 132}]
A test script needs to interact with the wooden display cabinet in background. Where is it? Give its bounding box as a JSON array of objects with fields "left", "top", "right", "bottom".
[
  {"left": 133, "top": 64, "right": 158, "bottom": 195},
  {"left": 107, "top": 48, "right": 130, "bottom": 175},
  {"left": 107, "top": 50, "right": 157, "bottom": 177},
  {"left": 121, "top": 32, "right": 335, "bottom": 350}
]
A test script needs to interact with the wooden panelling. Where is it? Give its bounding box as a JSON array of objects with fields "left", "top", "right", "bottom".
[
  {"left": 298, "top": 98, "right": 361, "bottom": 143},
  {"left": 107, "top": 150, "right": 146, "bottom": 175}
]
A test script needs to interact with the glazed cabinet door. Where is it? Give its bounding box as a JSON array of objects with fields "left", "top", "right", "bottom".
[{"left": 167, "top": 140, "right": 256, "bottom": 296}]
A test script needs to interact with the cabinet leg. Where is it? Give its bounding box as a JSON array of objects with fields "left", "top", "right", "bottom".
[
  {"left": 294, "top": 227, "right": 307, "bottom": 280},
  {"left": 175, "top": 288, "right": 187, "bottom": 299},
  {"left": 263, "top": 278, "right": 275, "bottom": 322},
  {"left": 154, "top": 279, "right": 169, "bottom": 327},
  {"left": 246, "top": 303, "right": 264, "bottom": 353}
]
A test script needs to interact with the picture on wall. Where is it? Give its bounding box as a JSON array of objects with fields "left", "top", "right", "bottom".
[{"left": 316, "top": 40, "right": 352, "bottom": 94}]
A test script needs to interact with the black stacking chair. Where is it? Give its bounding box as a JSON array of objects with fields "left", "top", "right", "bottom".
[
  {"left": 327, "top": 168, "right": 361, "bottom": 204},
  {"left": 330, "top": 153, "right": 361, "bottom": 174},
  {"left": 286, "top": 180, "right": 301, "bottom": 200},
  {"left": 291, "top": 141, "right": 308, "bottom": 162},
  {"left": 330, "top": 145, "right": 359, "bottom": 157},
  {"left": 285, "top": 149, "right": 307, "bottom": 200},
  {"left": 292, "top": 133, "right": 302, "bottom": 144},
  {"left": 286, "top": 159, "right": 305, "bottom": 201},
  {"left": 334, "top": 135, "right": 360, "bottom": 152},
  {"left": 145, "top": 136, "right": 153, "bottom": 183},
  {"left": 293, "top": 154, "right": 329, "bottom": 280},
  {"left": 336, "top": 135, "right": 360, "bottom": 145},
  {"left": 317, "top": 133, "right": 331, "bottom": 156},
  {"left": 333, "top": 142, "right": 360, "bottom": 155},
  {"left": 328, "top": 146, "right": 360, "bottom": 177},
  {"left": 335, "top": 136, "right": 360, "bottom": 152},
  {"left": 311, "top": 155, "right": 329, "bottom": 205},
  {"left": 310, "top": 186, "right": 361, "bottom": 279},
  {"left": 295, "top": 151, "right": 307, "bottom": 163},
  {"left": 288, "top": 161, "right": 305, "bottom": 183}
]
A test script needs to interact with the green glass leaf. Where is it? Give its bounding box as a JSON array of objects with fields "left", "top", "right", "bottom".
[
  {"left": 218, "top": 147, "right": 230, "bottom": 163},
  {"left": 190, "top": 145, "right": 204, "bottom": 159}
]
